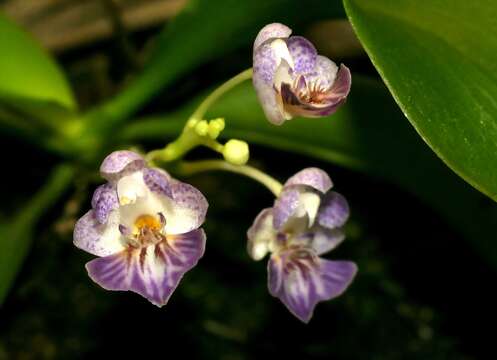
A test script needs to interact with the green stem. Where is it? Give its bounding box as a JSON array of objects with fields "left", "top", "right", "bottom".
[
  {"left": 176, "top": 159, "right": 283, "bottom": 196},
  {"left": 146, "top": 130, "right": 223, "bottom": 164},
  {"left": 146, "top": 69, "right": 252, "bottom": 164},
  {"left": 189, "top": 68, "right": 253, "bottom": 121}
]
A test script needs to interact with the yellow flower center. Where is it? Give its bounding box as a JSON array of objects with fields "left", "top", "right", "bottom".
[{"left": 133, "top": 214, "right": 162, "bottom": 235}]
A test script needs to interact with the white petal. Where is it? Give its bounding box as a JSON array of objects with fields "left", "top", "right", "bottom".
[
  {"left": 159, "top": 198, "right": 200, "bottom": 234},
  {"left": 118, "top": 195, "right": 163, "bottom": 231},
  {"left": 116, "top": 171, "right": 147, "bottom": 205},
  {"left": 73, "top": 210, "right": 126, "bottom": 257},
  {"left": 270, "top": 38, "right": 295, "bottom": 70},
  {"left": 247, "top": 208, "right": 276, "bottom": 260},
  {"left": 298, "top": 191, "right": 321, "bottom": 226}
]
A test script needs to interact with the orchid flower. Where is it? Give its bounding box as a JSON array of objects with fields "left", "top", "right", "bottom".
[
  {"left": 73, "top": 150, "right": 208, "bottom": 306},
  {"left": 247, "top": 168, "right": 357, "bottom": 322},
  {"left": 253, "top": 23, "right": 351, "bottom": 125}
]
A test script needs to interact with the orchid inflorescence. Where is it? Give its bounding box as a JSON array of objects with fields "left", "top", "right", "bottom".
[{"left": 73, "top": 23, "right": 356, "bottom": 323}]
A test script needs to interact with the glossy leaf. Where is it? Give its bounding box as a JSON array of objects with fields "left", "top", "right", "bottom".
[
  {"left": 121, "top": 77, "right": 497, "bottom": 269},
  {"left": 0, "top": 165, "right": 74, "bottom": 305},
  {"left": 343, "top": 0, "right": 497, "bottom": 201},
  {"left": 0, "top": 13, "right": 76, "bottom": 110}
]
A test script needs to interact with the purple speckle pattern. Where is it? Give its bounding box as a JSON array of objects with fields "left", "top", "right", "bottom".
[
  {"left": 170, "top": 181, "right": 208, "bottom": 232},
  {"left": 247, "top": 166, "right": 356, "bottom": 322},
  {"left": 143, "top": 168, "right": 173, "bottom": 198},
  {"left": 91, "top": 183, "right": 118, "bottom": 224},
  {"left": 73, "top": 210, "right": 120, "bottom": 257},
  {"left": 304, "top": 55, "right": 338, "bottom": 89},
  {"left": 286, "top": 36, "right": 317, "bottom": 75},
  {"left": 253, "top": 39, "right": 287, "bottom": 125},
  {"left": 317, "top": 191, "right": 350, "bottom": 229},
  {"left": 74, "top": 211, "right": 101, "bottom": 255},
  {"left": 284, "top": 167, "right": 333, "bottom": 193},
  {"left": 86, "top": 229, "right": 206, "bottom": 307},
  {"left": 100, "top": 150, "right": 145, "bottom": 182},
  {"left": 252, "top": 23, "right": 352, "bottom": 125},
  {"left": 75, "top": 148, "right": 211, "bottom": 306},
  {"left": 253, "top": 73, "right": 285, "bottom": 125},
  {"left": 272, "top": 188, "right": 300, "bottom": 230},
  {"left": 253, "top": 22, "right": 292, "bottom": 50},
  {"left": 253, "top": 43, "right": 278, "bottom": 84},
  {"left": 268, "top": 248, "right": 357, "bottom": 323}
]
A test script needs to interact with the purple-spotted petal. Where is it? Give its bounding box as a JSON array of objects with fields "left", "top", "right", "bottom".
[
  {"left": 143, "top": 168, "right": 173, "bottom": 198},
  {"left": 100, "top": 150, "right": 145, "bottom": 182},
  {"left": 284, "top": 168, "right": 333, "bottom": 193},
  {"left": 286, "top": 36, "right": 317, "bottom": 75},
  {"left": 268, "top": 249, "right": 357, "bottom": 323},
  {"left": 253, "top": 74, "right": 286, "bottom": 125},
  {"left": 73, "top": 210, "right": 125, "bottom": 257},
  {"left": 253, "top": 39, "right": 295, "bottom": 125},
  {"left": 166, "top": 181, "right": 208, "bottom": 233},
  {"left": 253, "top": 42, "right": 279, "bottom": 85},
  {"left": 85, "top": 228, "right": 206, "bottom": 307},
  {"left": 273, "top": 188, "right": 300, "bottom": 230},
  {"left": 247, "top": 208, "right": 276, "bottom": 260},
  {"left": 253, "top": 23, "right": 292, "bottom": 51},
  {"left": 91, "top": 183, "right": 118, "bottom": 224},
  {"left": 304, "top": 55, "right": 338, "bottom": 90},
  {"left": 318, "top": 191, "right": 350, "bottom": 229}
]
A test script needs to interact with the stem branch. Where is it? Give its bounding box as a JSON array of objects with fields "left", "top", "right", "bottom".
[
  {"left": 189, "top": 68, "right": 253, "bottom": 121},
  {"left": 176, "top": 160, "right": 282, "bottom": 196}
]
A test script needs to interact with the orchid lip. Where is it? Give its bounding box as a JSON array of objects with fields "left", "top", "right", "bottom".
[
  {"left": 246, "top": 165, "right": 356, "bottom": 322},
  {"left": 75, "top": 150, "right": 209, "bottom": 307}
]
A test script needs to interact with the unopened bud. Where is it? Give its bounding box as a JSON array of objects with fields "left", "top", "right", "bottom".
[
  {"left": 194, "top": 120, "right": 209, "bottom": 136},
  {"left": 208, "top": 118, "right": 225, "bottom": 139},
  {"left": 222, "top": 139, "right": 249, "bottom": 165}
]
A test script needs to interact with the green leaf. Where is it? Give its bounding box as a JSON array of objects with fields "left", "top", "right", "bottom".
[
  {"left": 0, "top": 164, "right": 74, "bottom": 305},
  {"left": 121, "top": 76, "right": 497, "bottom": 269},
  {"left": 342, "top": 0, "right": 497, "bottom": 201},
  {"left": 97, "top": 0, "right": 346, "bottom": 127},
  {"left": 0, "top": 13, "right": 76, "bottom": 110}
]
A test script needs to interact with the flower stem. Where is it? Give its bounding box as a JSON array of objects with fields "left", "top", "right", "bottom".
[
  {"left": 189, "top": 68, "right": 253, "bottom": 121},
  {"left": 176, "top": 160, "right": 283, "bottom": 196},
  {"left": 146, "top": 69, "right": 253, "bottom": 165}
]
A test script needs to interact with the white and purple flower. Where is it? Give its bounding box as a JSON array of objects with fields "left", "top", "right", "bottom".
[
  {"left": 253, "top": 23, "right": 352, "bottom": 125},
  {"left": 247, "top": 168, "right": 357, "bottom": 322},
  {"left": 73, "top": 150, "right": 208, "bottom": 306}
]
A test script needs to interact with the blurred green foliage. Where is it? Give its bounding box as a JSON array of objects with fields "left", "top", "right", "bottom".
[
  {"left": 0, "top": 14, "right": 75, "bottom": 110},
  {"left": 0, "top": 165, "right": 73, "bottom": 304}
]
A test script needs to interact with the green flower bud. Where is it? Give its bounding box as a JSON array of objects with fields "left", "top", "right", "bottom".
[
  {"left": 194, "top": 120, "right": 209, "bottom": 136},
  {"left": 222, "top": 139, "right": 249, "bottom": 165}
]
